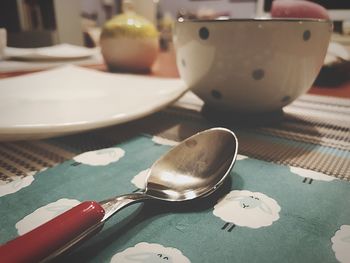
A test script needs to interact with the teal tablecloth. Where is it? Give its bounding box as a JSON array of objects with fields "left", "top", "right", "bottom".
[{"left": 1, "top": 135, "right": 349, "bottom": 263}]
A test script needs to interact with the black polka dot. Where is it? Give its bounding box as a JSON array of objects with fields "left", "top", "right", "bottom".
[
  {"left": 303, "top": 30, "right": 311, "bottom": 41},
  {"left": 199, "top": 27, "right": 209, "bottom": 40},
  {"left": 211, "top": 90, "right": 222, "bottom": 99},
  {"left": 181, "top": 58, "right": 186, "bottom": 67},
  {"left": 281, "top": 95, "right": 291, "bottom": 103},
  {"left": 252, "top": 69, "right": 264, "bottom": 80}
]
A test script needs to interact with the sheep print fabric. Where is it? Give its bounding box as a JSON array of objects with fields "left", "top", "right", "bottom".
[{"left": 0, "top": 135, "right": 349, "bottom": 263}]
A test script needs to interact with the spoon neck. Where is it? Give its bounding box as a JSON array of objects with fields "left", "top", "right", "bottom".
[{"left": 100, "top": 192, "right": 152, "bottom": 221}]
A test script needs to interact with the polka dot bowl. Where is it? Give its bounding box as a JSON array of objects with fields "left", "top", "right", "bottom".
[{"left": 173, "top": 18, "right": 332, "bottom": 113}]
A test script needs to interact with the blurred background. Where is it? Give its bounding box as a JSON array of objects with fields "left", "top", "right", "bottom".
[{"left": 0, "top": 0, "right": 349, "bottom": 49}]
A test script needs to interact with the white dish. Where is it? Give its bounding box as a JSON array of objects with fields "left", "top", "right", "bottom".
[
  {"left": 174, "top": 18, "right": 332, "bottom": 113},
  {"left": 5, "top": 44, "right": 98, "bottom": 61},
  {"left": 0, "top": 65, "right": 187, "bottom": 141}
]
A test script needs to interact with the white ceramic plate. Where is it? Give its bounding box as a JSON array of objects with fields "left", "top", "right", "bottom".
[
  {"left": 5, "top": 44, "right": 98, "bottom": 61},
  {"left": 0, "top": 65, "right": 187, "bottom": 141}
]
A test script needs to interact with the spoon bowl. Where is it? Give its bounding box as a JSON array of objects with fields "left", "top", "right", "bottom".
[{"left": 146, "top": 128, "right": 237, "bottom": 201}]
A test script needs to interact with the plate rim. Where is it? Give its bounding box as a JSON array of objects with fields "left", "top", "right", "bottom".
[{"left": 0, "top": 66, "right": 188, "bottom": 141}]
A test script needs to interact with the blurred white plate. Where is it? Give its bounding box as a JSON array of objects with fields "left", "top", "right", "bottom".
[
  {"left": 5, "top": 44, "right": 98, "bottom": 61},
  {"left": 0, "top": 65, "right": 187, "bottom": 141}
]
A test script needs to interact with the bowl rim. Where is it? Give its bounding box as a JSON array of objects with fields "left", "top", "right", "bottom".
[{"left": 177, "top": 17, "right": 331, "bottom": 23}]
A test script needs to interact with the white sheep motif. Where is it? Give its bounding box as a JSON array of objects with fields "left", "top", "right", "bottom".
[
  {"left": 152, "top": 136, "right": 179, "bottom": 146},
  {"left": 110, "top": 242, "right": 190, "bottom": 263},
  {"left": 0, "top": 168, "right": 48, "bottom": 197},
  {"left": 131, "top": 168, "right": 150, "bottom": 190},
  {"left": 236, "top": 154, "right": 249, "bottom": 160},
  {"left": 290, "top": 166, "right": 336, "bottom": 184},
  {"left": 72, "top": 147, "right": 125, "bottom": 166},
  {"left": 15, "top": 198, "right": 80, "bottom": 235},
  {"left": 0, "top": 175, "right": 34, "bottom": 197},
  {"left": 331, "top": 225, "right": 350, "bottom": 263},
  {"left": 213, "top": 190, "right": 281, "bottom": 230}
]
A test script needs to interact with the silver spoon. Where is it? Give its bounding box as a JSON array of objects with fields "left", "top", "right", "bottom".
[{"left": 0, "top": 127, "right": 238, "bottom": 262}]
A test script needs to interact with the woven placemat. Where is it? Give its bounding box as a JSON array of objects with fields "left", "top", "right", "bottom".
[{"left": 0, "top": 93, "right": 349, "bottom": 182}]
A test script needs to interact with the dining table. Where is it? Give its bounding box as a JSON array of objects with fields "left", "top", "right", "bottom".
[{"left": 0, "top": 47, "right": 349, "bottom": 263}]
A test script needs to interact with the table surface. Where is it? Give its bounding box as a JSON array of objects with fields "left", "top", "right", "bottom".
[{"left": 1, "top": 50, "right": 350, "bottom": 98}]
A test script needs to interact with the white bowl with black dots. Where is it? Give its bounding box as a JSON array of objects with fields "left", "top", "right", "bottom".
[{"left": 173, "top": 18, "right": 332, "bottom": 113}]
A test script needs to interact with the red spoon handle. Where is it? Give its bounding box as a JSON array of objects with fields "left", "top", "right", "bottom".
[{"left": 0, "top": 201, "right": 105, "bottom": 263}]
